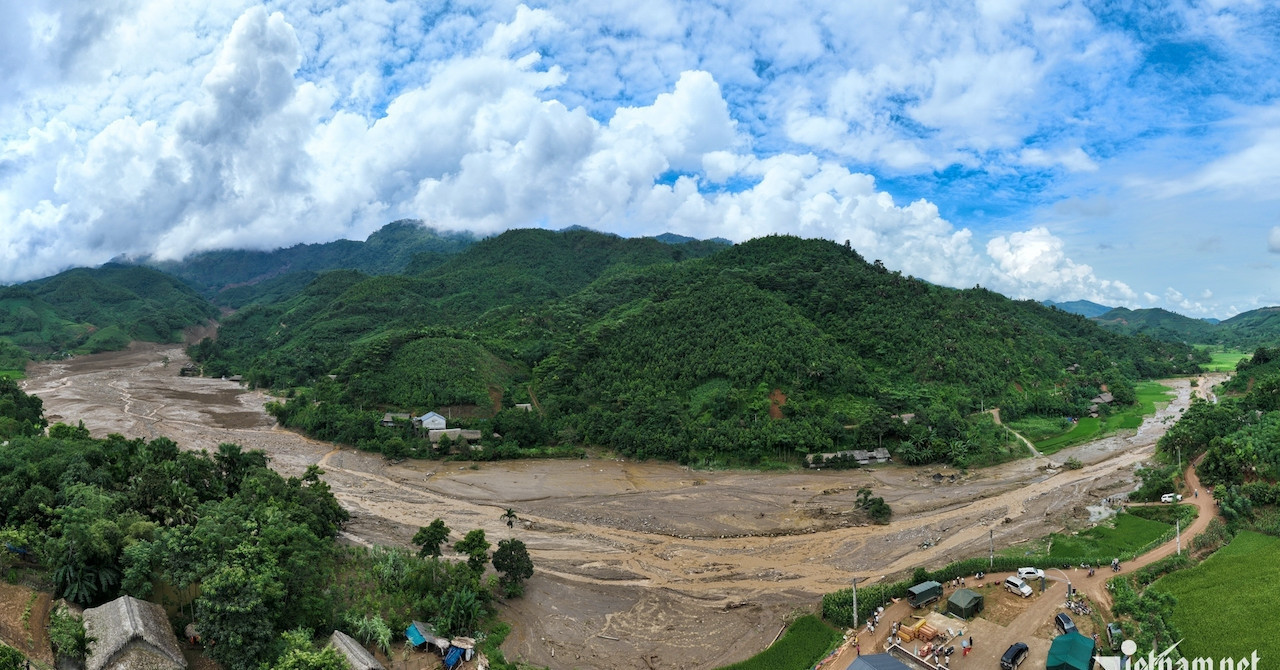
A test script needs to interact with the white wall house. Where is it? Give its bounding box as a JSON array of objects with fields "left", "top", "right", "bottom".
[{"left": 416, "top": 411, "right": 447, "bottom": 430}]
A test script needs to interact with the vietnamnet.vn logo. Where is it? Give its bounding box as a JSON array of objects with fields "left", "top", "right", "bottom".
[{"left": 1095, "top": 639, "right": 1261, "bottom": 670}]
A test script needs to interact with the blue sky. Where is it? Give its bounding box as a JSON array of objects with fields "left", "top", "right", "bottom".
[{"left": 1, "top": 0, "right": 1278, "bottom": 318}]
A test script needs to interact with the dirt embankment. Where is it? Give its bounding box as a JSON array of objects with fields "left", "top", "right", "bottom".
[{"left": 20, "top": 344, "right": 1222, "bottom": 670}]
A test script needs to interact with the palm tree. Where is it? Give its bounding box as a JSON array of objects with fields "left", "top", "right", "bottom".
[{"left": 501, "top": 508, "right": 518, "bottom": 529}]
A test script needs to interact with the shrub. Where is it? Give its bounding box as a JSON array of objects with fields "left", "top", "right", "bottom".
[{"left": 49, "top": 607, "right": 89, "bottom": 659}]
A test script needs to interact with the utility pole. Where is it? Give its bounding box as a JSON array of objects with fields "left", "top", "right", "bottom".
[
  {"left": 1176, "top": 519, "right": 1181, "bottom": 555},
  {"left": 852, "top": 576, "right": 861, "bottom": 629},
  {"left": 989, "top": 529, "right": 994, "bottom": 569}
]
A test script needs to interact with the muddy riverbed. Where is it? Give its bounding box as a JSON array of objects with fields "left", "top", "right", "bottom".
[{"left": 22, "top": 342, "right": 1219, "bottom": 669}]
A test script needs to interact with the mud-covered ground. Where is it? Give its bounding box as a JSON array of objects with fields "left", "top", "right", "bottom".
[{"left": 21, "top": 342, "right": 1221, "bottom": 670}]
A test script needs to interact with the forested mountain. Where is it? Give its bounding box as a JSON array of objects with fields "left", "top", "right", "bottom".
[
  {"left": 1086, "top": 305, "right": 1280, "bottom": 348},
  {"left": 1091, "top": 307, "right": 1217, "bottom": 344},
  {"left": 190, "top": 228, "right": 725, "bottom": 386},
  {"left": 193, "top": 231, "right": 1203, "bottom": 467},
  {"left": 146, "top": 220, "right": 477, "bottom": 299},
  {"left": 0, "top": 264, "right": 217, "bottom": 364},
  {"left": 1042, "top": 299, "right": 1114, "bottom": 318},
  {"left": 1214, "top": 307, "right": 1280, "bottom": 347}
]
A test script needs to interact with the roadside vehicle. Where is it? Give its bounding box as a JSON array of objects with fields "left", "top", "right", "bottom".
[
  {"left": 1054, "top": 612, "right": 1077, "bottom": 635},
  {"left": 1004, "top": 576, "right": 1033, "bottom": 598},
  {"left": 1001, "top": 642, "right": 1030, "bottom": 670},
  {"left": 1160, "top": 493, "right": 1183, "bottom": 503},
  {"left": 1017, "top": 567, "right": 1045, "bottom": 580},
  {"left": 1106, "top": 622, "right": 1123, "bottom": 649},
  {"left": 907, "top": 581, "right": 944, "bottom": 607}
]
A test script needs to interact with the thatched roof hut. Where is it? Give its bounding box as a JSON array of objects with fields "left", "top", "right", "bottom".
[
  {"left": 327, "top": 631, "right": 383, "bottom": 670},
  {"left": 83, "top": 596, "right": 186, "bottom": 670}
]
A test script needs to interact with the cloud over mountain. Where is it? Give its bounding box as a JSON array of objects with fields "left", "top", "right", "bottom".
[{"left": 2, "top": 1, "right": 1277, "bottom": 317}]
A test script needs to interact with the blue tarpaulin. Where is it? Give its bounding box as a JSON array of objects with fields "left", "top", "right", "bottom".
[
  {"left": 405, "top": 623, "right": 426, "bottom": 647},
  {"left": 444, "top": 646, "right": 464, "bottom": 669}
]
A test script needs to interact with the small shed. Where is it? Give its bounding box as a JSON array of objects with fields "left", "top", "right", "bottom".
[
  {"left": 1047, "top": 632, "right": 1096, "bottom": 670},
  {"left": 946, "top": 588, "right": 984, "bottom": 619},
  {"left": 416, "top": 412, "right": 447, "bottom": 430},
  {"left": 406, "top": 621, "right": 450, "bottom": 654},
  {"left": 381, "top": 413, "right": 411, "bottom": 427},
  {"left": 83, "top": 595, "right": 187, "bottom": 670},
  {"left": 328, "top": 631, "right": 384, "bottom": 670}
]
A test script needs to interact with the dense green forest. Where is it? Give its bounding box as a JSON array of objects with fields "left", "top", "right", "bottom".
[
  {"left": 191, "top": 231, "right": 1202, "bottom": 468},
  {"left": 0, "top": 264, "right": 218, "bottom": 365},
  {"left": 0, "top": 384, "right": 522, "bottom": 670}
]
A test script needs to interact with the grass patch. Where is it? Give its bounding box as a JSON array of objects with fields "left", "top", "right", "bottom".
[
  {"left": 1152, "top": 531, "right": 1280, "bottom": 661},
  {"left": 1126, "top": 503, "right": 1197, "bottom": 527},
  {"left": 1005, "top": 416, "right": 1071, "bottom": 442},
  {"left": 0, "top": 370, "right": 23, "bottom": 380},
  {"left": 1196, "top": 346, "right": 1251, "bottom": 373},
  {"left": 717, "top": 614, "right": 841, "bottom": 670},
  {"left": 1048, "top": 513, "right": 1171, "bottom": 560},
  {"left": 997, "top": 537, "right": 1051, "bottom": 558},
  {"left": 1036, "top": 417, "right": 1100, "bottom": 454},
  {"left": 1018, "top": 382, "right": 1174, "bottom": 454}
]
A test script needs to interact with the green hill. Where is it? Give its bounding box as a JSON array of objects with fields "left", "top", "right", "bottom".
[
  {"left": 1086, "top": 305, "right": 1280, "bottom": 349},
  {"left": 196, "top": 232, "right": 1202, "bottom": 467},
  {"left": 1091, "top": 307, "right": 1217, "bottom": 344},
  {"left": 536, "top": 236, "right": 1200, "bottom": 463},
  {"left": 190, "top": 228, "right": 724, "bottom": 386},
  {"left": 0, "top": 264, "right": 218, "bottom": 364},
  {"left": 1214, "top": 307, "right": 1280, "bottom": 347},
  {"left": 148, "top": 220, "right": 477, "bottom": 300}
]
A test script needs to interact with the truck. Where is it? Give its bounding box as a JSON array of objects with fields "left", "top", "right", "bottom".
[{"left": 906, "top": 580, "right": 943, "bottom": 607}]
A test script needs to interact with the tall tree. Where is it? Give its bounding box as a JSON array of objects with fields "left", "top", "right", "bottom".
[
  {"left": 412, "top": 519, "right": 450, "bottom": 557},
  {"left": 492, "top": 538, "right": 533, "bottom": 597},
  {"left": 453, "top": 529, "right": 490, "bottom": 575}
]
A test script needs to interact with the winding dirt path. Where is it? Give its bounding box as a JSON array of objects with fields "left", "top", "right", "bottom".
[
  {"left": 21, "top": 344, "right": 1227, "bottom": 670},
  {"left": 989, "top": 408, "right": 1043, "bottom": 458}
]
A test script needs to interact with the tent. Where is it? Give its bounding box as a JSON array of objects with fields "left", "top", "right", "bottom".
[
  {"left": 946, "top": 588, "right": 984, "bottom": 619},
  {"left": 1047, "top": 632, "right": 1097, "bottom": 670}
]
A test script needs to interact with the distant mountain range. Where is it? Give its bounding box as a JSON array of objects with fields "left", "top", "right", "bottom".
[
  {"left": 1041, "top": 300, "right": 1115, "bottom": 318},
  {"left": 1043, "top": 299, "right": 1280, "bottom": 348}
]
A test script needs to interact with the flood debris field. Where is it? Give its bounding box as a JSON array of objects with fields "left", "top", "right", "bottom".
[{"left": 21, "top": 343, "right": 1218, "bottom": 670}]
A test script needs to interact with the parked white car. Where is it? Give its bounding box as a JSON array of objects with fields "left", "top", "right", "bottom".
[
  {"left": 1004, "top": 576, "right": 1033, "bottom": 598},
  {"left": 1016, "top": 567, "right": 1045, "bottom": 580},
  {"left": 1160, "top": 493, "right": 1183, "bottom": 503}
]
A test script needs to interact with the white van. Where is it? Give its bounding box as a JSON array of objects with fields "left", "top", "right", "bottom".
[
  {"left": 1160, "top": 493, "right": 1183, "bottom": 503},
  {"left": 1004, "top": 576, "right": 1033, "bottom": 598}
]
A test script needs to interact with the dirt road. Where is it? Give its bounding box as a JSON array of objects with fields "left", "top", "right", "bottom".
[{"left": 21, "top": 343, "right": 1224, "bottom": 670}]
